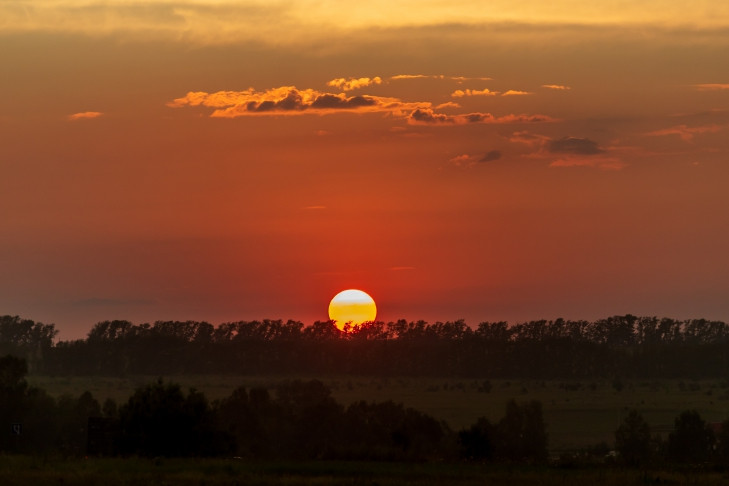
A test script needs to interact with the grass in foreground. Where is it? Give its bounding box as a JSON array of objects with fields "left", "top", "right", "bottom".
[{"left": 3, "top": 456, "right": 729, "bottom": 486}]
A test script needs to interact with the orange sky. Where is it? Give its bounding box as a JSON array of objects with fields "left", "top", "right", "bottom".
[{"left": 2, "top": 2, "right": 728, "bottom": 339}]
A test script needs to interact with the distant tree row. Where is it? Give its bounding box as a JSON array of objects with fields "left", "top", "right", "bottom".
[
  {"left": 1, "top": 355, "right": 546, "bottom": 461},
  {"left": 3, "top": 314, "right": 729, "bottom": 377}
]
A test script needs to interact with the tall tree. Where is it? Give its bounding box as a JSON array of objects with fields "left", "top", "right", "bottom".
[
  {"left": 667, "top": 410, "right": 715, "bottom": 463},
  {"left": 615, "top": 409, "right": 652, "bottom": 466}
]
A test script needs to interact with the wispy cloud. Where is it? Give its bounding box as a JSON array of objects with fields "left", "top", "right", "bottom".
[
  {"left": 408, "top": 108, "right": 555, "bottom": 125},
  {"left": 509, "top": 130, "right": 551, "bottom": 146},
  {"left": 502, "top": 90, "right": 532, "bottom": 96},
  {"left": 549, "top": 156, "right": 626, "bottom": 171},
  {"left": 451, "top": 88, "right": 498, "bottom": 98},
  {"left": 392, "top": 74, "right": 491, "bottom": 82},
  {"left": 448, "top": 150, "right": 503, "bottom": 167},
  {"left": 450, "top": 88, "right": 532, "bottom": 98},
  {"left": 694, "top": 83, "right": 729, "bottom": 91},
  {"left": 68, "top": 111, "right": 103, "bottom": 121},
  {"left": 448, "top": 154, "right": 475, "bottom": 167},
  {"left": 511, "top": 132, "right": 623, "bottom": 170},
  {"left": 542, "top": 84, "right": 572, "bottom": 90},
  {"left": 169, "top": 86, "right": 429, "bottom": 117},
  {"left": 547, "top": 136, "right": 604, "bottom": 154},
  {"left": 327, "top": 76, "right": 382, "bottom": 91},
  {"left": 391, "top": 74, "right": 433, "bottom": 80},
  {"left": 646, "top": 124, "right": 722, "bottom": 141},
  {"left": 450, "top": 76, "right": 493, "bottom": 83}
]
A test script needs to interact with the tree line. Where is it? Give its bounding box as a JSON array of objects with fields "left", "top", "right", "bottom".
[
  {"left": 3, "top": 314, "right": 729, "bottom": 377},
  {"left": 0, "top": 355, "right": 545, "bottom": 461},
  {"left": 3, "top": 354, "right": 728, "bottom": 467}
]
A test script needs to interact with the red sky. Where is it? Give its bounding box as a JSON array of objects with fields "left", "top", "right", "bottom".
[{"left": 2, "top": 1, "right": 729, "bottom": 339}]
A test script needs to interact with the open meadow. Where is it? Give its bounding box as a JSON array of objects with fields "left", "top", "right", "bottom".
[{"left": 27, "top": 375, "right": 729, "bottom": 453}]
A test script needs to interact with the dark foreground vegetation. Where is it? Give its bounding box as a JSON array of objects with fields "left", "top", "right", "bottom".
[
  {"left": 4, "top": 457, "right": 729, "bottom": 486},
  {"left": 1, "top": 355, "right": 546, "bottom": 462},
  {"left": 4, "top": 314, "right": 729, "bottom": 378},
  {"left": 4, "top": 354, "right": 729, "bottom": 471}
]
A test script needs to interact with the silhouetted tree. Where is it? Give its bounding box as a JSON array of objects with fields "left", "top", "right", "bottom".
[
  {"left": 495, "top": 400, "right": 548, "bottom": 462},
  {"left": 0, "top": 316, "right": 57, "bottom": 372},
  {"left": 118, "top": 380, "right": 231, "bottom": 457},
  {"left": 273, "top": 380, "right": 344, "bottom": 458},
  {"left": 615, "top": 409, "right": 652, "bottom": 466},
  {"left": 56, "top": 391, "right": 101, "bottom": 455},
  {"left": 458, "top": 417, "right": 495, "bottom": 461},
  {"left": 667, "top": 410, "right": 714, "bottom": 463},
  {"left": 0, "top": 355, "right": 57, "bottom": 453},
  {"left": 715, "top": 419, "right": 729, "bottom": 463},
  {"left": 343, "top": 400, "right": 447, "bottom": 460}
]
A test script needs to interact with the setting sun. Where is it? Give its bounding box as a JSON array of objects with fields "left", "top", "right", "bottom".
[{"left": 328, "top": 289, "right": 377, "bottom": 330}]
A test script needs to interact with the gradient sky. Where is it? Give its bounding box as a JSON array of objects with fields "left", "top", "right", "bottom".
[{"left": 2, "top": 1, "right": 729, "bottom": 339}]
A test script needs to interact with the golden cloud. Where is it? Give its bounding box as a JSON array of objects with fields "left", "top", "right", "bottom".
[
  {"left": 67, "top": 111, "right": 103, "bottom": 121},
  {"left": 391, "top": 74, "right": 433, "bottom": 80},
  {"left": 451, "top": 88, "right": 498, "bottom": 98},
  {"left": 502, "top": 90, "right": 532, "bottom": 96},
  {"left": 694, "top": 84, "right": 729, "bottom": 91},
  {"left": 435, "top": 101, "right": 461, "bottom": 109},
  {"left": 170, "top": 83, "right": 557, "bottom": 125},
  {"left": 450, "top": 76, "right": 493, "bottom": 83},
  {"left": 327, "top": 76, "right": 382, "bottom": 91},
  {"left": 392, "top": 74, "right": 492, "bottom": 83},
  {"left": 542, "top": 84, "right": 572, "bottom": 90},
  {"left": 169, "top": 86, "right": 430, "bottom": 117}
]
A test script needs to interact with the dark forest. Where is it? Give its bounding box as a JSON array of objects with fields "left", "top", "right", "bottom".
[{"left": 3, "top": 314, "right": 729, "bottom": 378}]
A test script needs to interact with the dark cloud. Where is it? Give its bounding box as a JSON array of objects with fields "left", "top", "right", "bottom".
[
  {"left": 246, "top": 90, "right": 306, "bottom": 112},
  {"left": 408, "top": 108, "right": 555, "bottom": 125},
  {"left": 464, "top": 113, "right": 494, "bottom": 123},
  {"left": 547, "top": 136, "right": 603, "bottom": 155},
  {"left": 311, "top": 94, "right": 376, "bottom": 109},
  {"left": 480, "top": 150, "right": 502, "bottom": 162},
  {"left": 409, "top": 108, "right": 454, "bottom": 124}
]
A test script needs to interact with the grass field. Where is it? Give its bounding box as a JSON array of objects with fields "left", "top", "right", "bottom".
[
  {"left": 3, "top": 455, "right": 729, "bottom": 486},
  {"left": 27, "top": 375, "right": 729, "bottom": 453}
]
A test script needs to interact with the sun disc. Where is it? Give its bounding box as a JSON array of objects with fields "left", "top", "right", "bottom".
[{"left": 328, "top": 289, "right": 377, "bottom": 331}]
